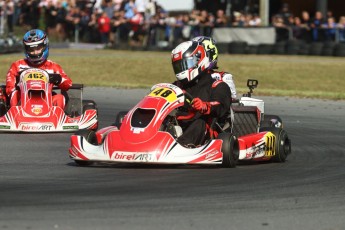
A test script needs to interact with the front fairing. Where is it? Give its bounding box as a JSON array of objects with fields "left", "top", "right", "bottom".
[
  {"left": 70, "top": 130, "right": 224, "bottom": 164},
  {"left": 69, "top": 83, "right": 224, "bottom": 164},
  {"left": 119, "top": 83, "right": 185, "bottom": 143},
  {"left": 19, "top": 68, "right": 53, "bottom": 116}
]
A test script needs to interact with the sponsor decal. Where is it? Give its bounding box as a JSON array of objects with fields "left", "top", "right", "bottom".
[
  {"left": 246, "top": 140, "right": 266, "bottom": 159},
  {"left": 31, "top": 105, "right": 43, "bottom": 115},
  {"left": 112, "top": 151, "right": 157, "bottom": 162},
  {"left": 252, "top": 143, "right": 266, "bottom": 157},
  {"left": 19, "top": 123, "right": 53, "bottom": 131},
  {"left": 131, "top": 127, "right": 145, "bottom": 134},
  {"left": 63, "top": 125, "right": 79, "bottom": 130},
  {"left": 246, "top": 153, "right": 253, "bottom": 159},
  {"left": 68, "top": 119, "right": 79, "bottom": 123},
  {"left": 205, "top": 150, "right": 219, "bottom": 159},
  {"left": 0, "top": 125, "right": 11, "bottom": 129}
]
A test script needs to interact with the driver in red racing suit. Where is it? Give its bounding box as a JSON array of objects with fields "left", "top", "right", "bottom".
[
  {"left": 4, "top": 29, "right": 72, "bottom": 109},
  {"left": 172, "top": 40, "right": 231, "bottom": 147}
]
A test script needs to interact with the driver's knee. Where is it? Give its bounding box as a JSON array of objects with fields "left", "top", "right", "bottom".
[
  {"left": 9, "top": 90, "right": 20, "bottom": 107},
  {"left": 52, "top": 94, "right": 65, "bottom": 109},
  {"left": 177, "top": 119, "right": 206, "bottom": 147}
]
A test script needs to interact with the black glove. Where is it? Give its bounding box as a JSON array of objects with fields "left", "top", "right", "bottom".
[{"left": 49, "top": 74, "right": 62, "bottom": 85}]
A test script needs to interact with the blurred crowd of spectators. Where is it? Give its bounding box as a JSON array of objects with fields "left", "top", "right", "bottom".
[
  {"left": 272, "top": 4, "right": 345, "bottom": 43},
  {"left": 1, "top": 0, "right": 345, "bottom": 47}
]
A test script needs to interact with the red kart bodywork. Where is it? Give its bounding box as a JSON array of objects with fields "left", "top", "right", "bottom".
[
  {"left": 0, "top": 68, "right": 98, "bottom": 132},
  {"left": 69, "top": 83, "right": 290, "bottom": 166}
]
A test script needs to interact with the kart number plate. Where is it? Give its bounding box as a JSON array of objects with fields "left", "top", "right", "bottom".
[
  {"left": 22, "top": 69, "right": 49, "bottom": 83},
  {"left": 149, "top": 87, "right": 177, "bottom": 103}
]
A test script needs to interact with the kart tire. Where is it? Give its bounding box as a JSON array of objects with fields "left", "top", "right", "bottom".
[
  {"left": 261, "top": 114, "right": 283, "bottom": 128},
  {"left": 218, "top": 133, "right": 239, "bottom": 168},
  {"left": 259, "top": 127, "right": 291, "bottom": 163},
  {"left": 81, "top": 100, "right": 98, "bottom": 130},
  {"left": 82, "top": 100, "right": 97, "bottom": 113},
  {"left": 74, "top": 129, "right": 98, "bottom": 166},
  {"left": 0, "top": 99, "right": 6, "bottom": 117},
  {"left": 114, "top": 111, "right": 128, "bottom": 128}
]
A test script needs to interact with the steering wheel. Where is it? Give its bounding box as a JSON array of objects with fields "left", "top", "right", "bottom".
[
  {"left": 174, "top": 90, "right": 194, "bottom": 118},
  {"left": 183, "top": 90, "right": 194, "bottom": 109}
]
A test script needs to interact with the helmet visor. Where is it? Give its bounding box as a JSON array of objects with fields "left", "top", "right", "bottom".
[
  {"left": 25, "top": 43, "right": 45, "bottom": 58},
  {"left": 172, "top": 57, "right": 197, "bottom": 75}
]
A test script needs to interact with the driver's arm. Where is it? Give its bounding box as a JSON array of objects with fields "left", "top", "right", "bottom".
[
  {"left": 5, "top": 62, "right": 19, "bottom": 97},
  {"left": 209, "top": 81, "right": 231, "bottom": 118},
  {"left": 52, "top": 63, "right": 72, "bottom": 91}
]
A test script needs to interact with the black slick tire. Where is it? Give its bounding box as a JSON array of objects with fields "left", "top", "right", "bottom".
[{"left": 218, "top": 133, "right": 239, "bottom": 168}]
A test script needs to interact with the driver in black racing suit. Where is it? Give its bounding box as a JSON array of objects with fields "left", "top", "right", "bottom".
[{"left": 171, "top": 40, "right": 231, "bottom": 147}]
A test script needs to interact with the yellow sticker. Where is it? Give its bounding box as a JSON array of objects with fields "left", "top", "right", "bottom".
[
  {"left": 23, "top": 72, "right": 48, "bottom": 83},
  {"left": 149, "top": 87, "right": 177, "bottom": 103},
  {"left": 265, "top": 132, "right": 276, "bottom": 157},
  {"left": 32, "top": 107, "right": 42, "bottom": 115}
]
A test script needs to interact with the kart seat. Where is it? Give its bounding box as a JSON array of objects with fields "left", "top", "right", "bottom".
[
  {"left": 28, "top": 90, "right": 48, "bottom": 104},
  {"left": 29, "top": 90, "right": 45, "bottom": 98},
  {"left": 230, "top": 105, "right": 259, "bottom": 136}
]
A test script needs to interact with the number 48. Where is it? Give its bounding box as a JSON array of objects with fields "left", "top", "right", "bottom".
[{"left": 152, "top": 88, "right": 172, "bottom": 98}]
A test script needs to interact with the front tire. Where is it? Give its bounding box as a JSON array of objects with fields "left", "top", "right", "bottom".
[
  {"left": 218, "top": 133, "right": 239, "bottom": 168},
  {"left": 74, "top": 129, "right": 98, "bottom": 166}
]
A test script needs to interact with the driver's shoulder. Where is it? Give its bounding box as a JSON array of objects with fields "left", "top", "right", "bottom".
[
  {"left": 44, "top": 59, "right": 57, "bottom": 65},
  {"left": 42, "top": 59, "right": 60, "bottom": 66},
  {"left": 211, "top": 79, "right": 227, "bottom": 89},
  {"left": 211, "top": 79, "right": 231, "bottom": 96},
  {"left": 13, "top": 59, "right": 27, "bottom": 65}
]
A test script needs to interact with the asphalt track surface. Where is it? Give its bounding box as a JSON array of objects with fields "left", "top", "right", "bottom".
[{"left": 1, "top": 87, "right": 345, "bottom": 230}]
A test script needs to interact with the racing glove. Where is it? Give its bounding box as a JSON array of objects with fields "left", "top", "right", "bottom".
[
  {"left": 192, "top": 98, "right": 211, "bottom": 114},
  {"left": 49, "top": 74, "right": 62, "bottom": 86}
]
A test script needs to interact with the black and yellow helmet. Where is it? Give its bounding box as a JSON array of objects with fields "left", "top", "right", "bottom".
[{"left": 192, "top": 36, "right": 218, "bottom": 69}]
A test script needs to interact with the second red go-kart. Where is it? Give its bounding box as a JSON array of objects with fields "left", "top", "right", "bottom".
[
  {"left": 69, "top": 80, "right": 291, "bottom": 167},
  {"left": 0, "top": 68, "right": 98, "bottom": 132}
]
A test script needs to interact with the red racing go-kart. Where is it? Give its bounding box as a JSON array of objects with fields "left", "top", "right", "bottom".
[
  {"left": 0, "top": 68, "right": 98, "bottom": 132},
  {"left": 69, "top": 79, "right": 291, "bottom": 167}
]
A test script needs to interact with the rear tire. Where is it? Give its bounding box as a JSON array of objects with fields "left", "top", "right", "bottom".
[
  {"left": 114, "top": 111, "right": 128, "bottom": 128},
  {"left": 82, "top": 100, "right": 97, "bottom": 113},
  {"left": 218, "top": 133, "right": 239, "bottom": 168},
  {"left": 259, "top": 127, "right": 291, "bottom": 162},
  {"left": 261, "top": 114, "right": 283, "bottom": 128},
  {"left": 74, "top": 129, "right": 98, "bottom": 166},
  {"left": 82, "top": 100, "right": 98, "bottom": 130}
]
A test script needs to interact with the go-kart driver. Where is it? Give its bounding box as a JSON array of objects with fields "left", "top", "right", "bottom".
[
  {"left": 4, "top": 29, "right": 72, "bottom": 109},
  {"left": 192, "top": 36, "right": 237, "bottom": 100},
  {"left": 171, "top": 40, "right": 231, "bottom": 147}
]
